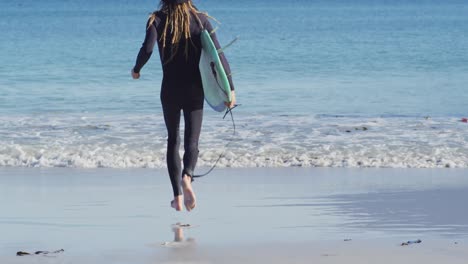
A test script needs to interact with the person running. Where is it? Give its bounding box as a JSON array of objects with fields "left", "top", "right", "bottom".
[{"left": 131, "top": 0, "right": 236, "bottom": 212}]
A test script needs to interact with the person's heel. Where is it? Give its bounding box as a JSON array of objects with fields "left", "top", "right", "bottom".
[{"left": 182, "top": 175, "right": 196, "bottom": 211}]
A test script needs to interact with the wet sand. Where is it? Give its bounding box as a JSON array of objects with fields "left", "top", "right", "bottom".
[{"left": 0, "top": 167, "right": 467, "bottom": 263}]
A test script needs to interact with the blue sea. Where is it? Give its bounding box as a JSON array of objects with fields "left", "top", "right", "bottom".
[{"left": 1, "top": 0, "right": 467, "bottom": 168}]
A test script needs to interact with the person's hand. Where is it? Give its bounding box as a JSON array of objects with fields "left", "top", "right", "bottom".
[
  {"left": 131, "top": 68, "right": 140, "bottom": 79},
  {"left": 225, "top": 90, "right": 236, "bottom": 109}
]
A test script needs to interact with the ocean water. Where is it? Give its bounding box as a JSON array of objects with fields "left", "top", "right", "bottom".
[{"left": 1, "top": 0, "right": 468, "bottom": 168}]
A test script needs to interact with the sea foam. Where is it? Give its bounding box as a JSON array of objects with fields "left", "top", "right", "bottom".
[{"left": 0, "top": 114, "right": 467, "bottom": 169}]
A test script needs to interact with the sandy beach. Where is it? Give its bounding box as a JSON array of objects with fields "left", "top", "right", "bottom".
[
  {"left": 2, "top": 0, "right": 468, "bottom": 263},
  {"left": 1, "top": 167, "right": 467, "bottom": 263}
]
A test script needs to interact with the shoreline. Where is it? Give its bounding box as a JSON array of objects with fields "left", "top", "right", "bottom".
[{"left": 1, "top": 167, "right": 467, "bottom": 263}]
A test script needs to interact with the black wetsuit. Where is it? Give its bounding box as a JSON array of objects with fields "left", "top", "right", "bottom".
[{"left": 133, "top": 10, "right": 234, "bottom": 196}]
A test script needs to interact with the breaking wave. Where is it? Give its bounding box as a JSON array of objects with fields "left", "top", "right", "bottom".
[{"left": 1, "top": 114, "right": 467, "bottom": 169}]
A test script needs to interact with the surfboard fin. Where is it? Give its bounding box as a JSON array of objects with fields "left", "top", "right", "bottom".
[{"left": 217, "top": 37, "right": 239, "bottom": 54}]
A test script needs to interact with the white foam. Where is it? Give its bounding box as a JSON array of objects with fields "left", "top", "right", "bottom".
[{"left": 0, "top": 114, "right": 467, "bottom": 169}]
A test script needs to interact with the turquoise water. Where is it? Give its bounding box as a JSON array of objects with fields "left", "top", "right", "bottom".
[{"left": 1, "top": 0, "right": 467, "bottom": 168}]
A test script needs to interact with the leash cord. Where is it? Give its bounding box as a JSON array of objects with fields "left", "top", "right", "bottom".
[{"left": 192, "top": 104, "right": 240, "bottom": 179}]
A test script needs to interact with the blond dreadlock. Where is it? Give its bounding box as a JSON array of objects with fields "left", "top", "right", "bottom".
[{"left": 146, "top": 1, "right": 214, "bottom": 64}]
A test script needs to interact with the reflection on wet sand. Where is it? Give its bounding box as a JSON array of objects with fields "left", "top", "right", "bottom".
[
  {"left": 325, "top": 189, "right": 468, "bottom": 237},
  {"left": 264, "top": 188, "right": 468, "bottom": 238},
  {"left": 161, "top": 223, "right": 196, "bottom": 248},
  {"left": 156, "top": 223, "right": 200, "bottom": 264}
]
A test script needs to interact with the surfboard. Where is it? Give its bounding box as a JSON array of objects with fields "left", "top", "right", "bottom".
[{"left": 199, "top": 29, "right": 232, "bottom": 112}]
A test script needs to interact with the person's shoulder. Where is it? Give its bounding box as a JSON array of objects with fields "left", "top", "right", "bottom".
[
  {"left": 152, "top": 10, "right": 166, "bottom": 20},
  {"left": 194, "top": 11, "right": 212, "bottom": 28},
  {"left": 147, "top": 10, "right": 163, "bottom": 27},
  {"left": 196, "top": 11, "right": 209, "bottom": 21},
  {"left": 152, "top": 10, "right": 165, "bottom": 17},
  {"left": 195, "top": 10, "right": 208, "bottom": 18}
]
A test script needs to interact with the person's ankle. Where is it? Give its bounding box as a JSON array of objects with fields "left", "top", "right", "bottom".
[{"left": 182, "top": 174, "right": 192, "bottom": 184}]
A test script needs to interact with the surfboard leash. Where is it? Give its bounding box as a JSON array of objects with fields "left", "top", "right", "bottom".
[{"left": 192, "top": 104, "right": 240, "bottom": 180}]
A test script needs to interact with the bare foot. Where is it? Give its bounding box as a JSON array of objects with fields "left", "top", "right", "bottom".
[
  {"left": 182, "top": 175, "right": 196, "bottom": 211},
  {"left": 171, "top": 195, "right": 183, "bottom": 211}
]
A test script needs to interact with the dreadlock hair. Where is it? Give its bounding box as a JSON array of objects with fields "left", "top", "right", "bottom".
[{"left": 147, "top": 0, "right": 211, "bottom": 64}]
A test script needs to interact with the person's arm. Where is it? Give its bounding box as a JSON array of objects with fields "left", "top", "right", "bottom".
[{"left": 132, "top": 16, "right": 159, "bottom": 77}]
